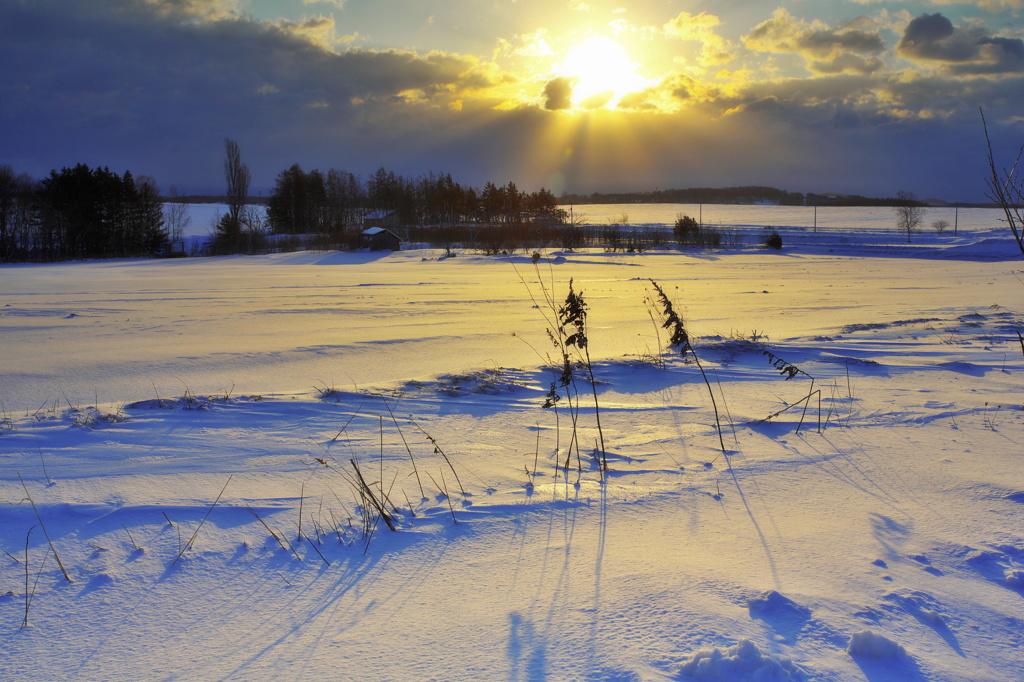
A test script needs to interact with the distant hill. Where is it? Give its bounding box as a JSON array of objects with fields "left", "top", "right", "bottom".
[
  {"left": 560, "top": 186, "right": 805, "bottom": 206},
  {"left": 558, "top": 186, "right": 994, "bottom": 207}
]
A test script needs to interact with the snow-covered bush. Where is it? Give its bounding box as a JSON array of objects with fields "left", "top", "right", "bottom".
[
  {"left": 1004, "top": 567, "right": 1024, "bottom": 588},
  {"left": 763, "top": 229, "right": 783, "bottom": 250},
  {"left": 847, "top": 630, "right": 909, "bottom": 659},
  {"left": 675, "top": 639, "right": 808, "bottom": 680}
]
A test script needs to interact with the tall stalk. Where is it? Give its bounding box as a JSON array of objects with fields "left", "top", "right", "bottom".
[
  {"left": 559, "top": 279, "right": 607, "bottom": 473},
  {"left": 511, "top": 259, "right": 584, "bottom": 474},
  {"left": 649, "top": 280, "right": 727, "bottom": 455},
  {"left": 18, "top": 473, "right": 71, "bottom": 582}
]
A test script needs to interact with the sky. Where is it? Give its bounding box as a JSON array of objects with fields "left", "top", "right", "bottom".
[{"left": 1, "top": 0, "right": 1022, "bottom": 202}]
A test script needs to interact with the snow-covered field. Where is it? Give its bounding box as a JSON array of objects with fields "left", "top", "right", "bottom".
[
  {"left": 177, "top": 203, "right": 1008, "bottom": 238},
  {"left": 1, "top": 223, "right": 1022, "bottom": 681}
]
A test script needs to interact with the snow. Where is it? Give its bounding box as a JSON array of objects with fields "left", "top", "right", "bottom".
[
  {"left": 1, "top": 216, "right": 1023, "bottom": 681},
  {"left": 847, "top": 630, "right": 910, "bottom": 660},
  {"left": 676, "top": 639, "right": 808, "bottom": 680},
  {"left": 566, "top": 203, "right": 1006, "bottom": 235}
]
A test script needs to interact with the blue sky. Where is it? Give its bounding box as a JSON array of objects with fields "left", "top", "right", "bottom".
[{"left": 2, "top": 0, "right": 1022, "bottom": 201}]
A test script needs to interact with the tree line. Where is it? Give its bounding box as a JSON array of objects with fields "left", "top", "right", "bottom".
[
  {"left": 561, "top": 186, "right": 807, "bottom": 206},
  {"left": 214, "top": 138, "right": 566, "bottom": 255},
  {"left": 560, "top": 186, "right": 939, "bottom": 208},
  {"left": 265, "top": 164, "right": 563, "bottom": 235},
  {"left": 0, "top": 134, "right": 965, "bottom": 263},
  {"left": 0, "top": 163, "right": 167, "bottom": 262},
  {"left": 0, "top": 139, "right": 566, "bottom": 261}
]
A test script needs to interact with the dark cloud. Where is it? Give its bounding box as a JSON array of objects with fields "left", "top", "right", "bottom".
[
  {"left": 811, "top": 53, "right": 884, "bottom": 75},
  {"left": 897, "top": 13, "right": 1024, "bottom": 75},
  {"left": 745, "top": 9, "right": 885, "bottom": 75},
  {"left": 543, "top": 77, "right": 575, "bottom": 110},
  {"left": 0, "top": 1, "right": 1021, "bottom": 202},
  {"left": 799, "top": 27, "right": 885, "bottom": 55},
  {"left": 902, "top": 13, "right": 956, "bottom": 48},
  {"left": 142, "top": 0, "right": 240, "bottom": 20},
  {"left": 0, "top": 0, "right": 498, "bottom": 191}
]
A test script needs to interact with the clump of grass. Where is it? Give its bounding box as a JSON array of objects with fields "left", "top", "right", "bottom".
[
  {"left": 163, "top": 512, "right": 183, "bottom": 557},
  {"left": 122, "top": 524, "right": 143, "bottom": 553},
  {"left": 247, "top": 505, "right": 301, "bottom": 560},
  {"left": 413, "top": 423, "right": 467, "bottom": 498},
  {"left": 425, "top": 469, "right": 459, "bottom": 524},
  {"left": 377, "top": 395, "right": 426, "bottom": 499},
  {"left": 637, "top": 292, "right": 669, "bottom": 369},
  {"left": 0, "top": 400, "right": 14, "bottom": 433},
  {"left": 762, "top": 349, "right": 804, "bottom": 381},
  {"left": 172, "top": 475, "right": 232, "bottom": 566},
  {"left": 649, "top": 280, "right": 727, "bottom": 454},
  {"left": 510, "top": 259, "right": 584, "bottom": 476},
  {"left": 348, "top": 458, "right": 397, "bottom": 552},
  {"left": 17, "top": 473, "right": 71, "bottom": 583},
  {"left": 314, "top": 381, "right": 343, "bottom": 401},
  {"left": 305, "top": 454, "right": 360, "bottom": 543},
  {"left": 757, "top": 349, "right": 821, "bottom": 432},
  {"left": 22, "top": 526, "right": 50, "bottom": 629},
  {"left": 297, "top": 481, "right": 306, "bottom": 543},
  {"left": 559, "top": 279, "right": 607, "bottom": 474},
  {"left": 38, "top": 448, "right": 54, "bottom": 486},
  {"left": 151, "top": 383, "right": 175, "bottom": 409},
  {"left": 66, "top": 404, "right": 128, "bottom": 429},
  {"left": 983, "top": 402, "right": 1001, "bottom": 431},
  {"left": 547, "top": 340, "right": 583, "bottom": 475},
  {"left": 181, "top": 388, "right": 212, "bottom": 410},
  {"left": 294, "top": 485, "right": 331, "bottom": 567}
]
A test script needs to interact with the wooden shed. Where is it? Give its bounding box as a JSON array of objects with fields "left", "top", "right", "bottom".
[{"left": 360, "top": 227, "right": 402, "bottom": 251}]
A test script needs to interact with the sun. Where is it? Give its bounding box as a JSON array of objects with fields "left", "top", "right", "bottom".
[{"left": 558, "top": 36, "right": 648, "bottom": 109}]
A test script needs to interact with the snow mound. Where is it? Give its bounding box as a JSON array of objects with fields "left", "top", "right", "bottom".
[
  {"left": 847, "top": 630, "right": 909, "bottom": 659},
  {"left": 1004, "top": 568, "right": 1024, "bottom": 588},
  {"left": 675, "top": 639, "right": 808, "bottom": 681},
  {"left": 747, "top": 590, "right": 811, "bottom": 620}
]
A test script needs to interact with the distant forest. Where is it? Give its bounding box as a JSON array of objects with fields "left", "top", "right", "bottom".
[
  {"left": 559, "top": 186, "right": 938, "bottom": 208},
  {"left": 0, "top": 140, "right": 956, "bottom": 263},
  {"left": 0, "top": 155, "right": 564, "bottom": 262},
  {"left": 177, "top": 185, "right": 936, "bottom": 209}
]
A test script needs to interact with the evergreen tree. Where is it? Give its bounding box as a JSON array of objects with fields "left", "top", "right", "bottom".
[{"left": 37, "top": 164, "right": 165, "bottom": 259}]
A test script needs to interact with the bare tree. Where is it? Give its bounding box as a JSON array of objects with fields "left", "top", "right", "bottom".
[
  {"left": 224, "top": 138, "right": 250, "bottom": 229},
  {"left": 981, "top": 108, "right": 1024, "bottom": 256},
  {"left": 163, "top": 185, "right": 191, "bottom": 242},
  {"left": 893, "top": 190, "right": 926, "bottom": 244},
  {"left": 215, "top": 138, "right": 251, "bottom": 252}
]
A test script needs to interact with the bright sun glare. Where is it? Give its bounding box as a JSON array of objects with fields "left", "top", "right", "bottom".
[{"left": 560, "top": 36, "right": 647, "bottom": 109}]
